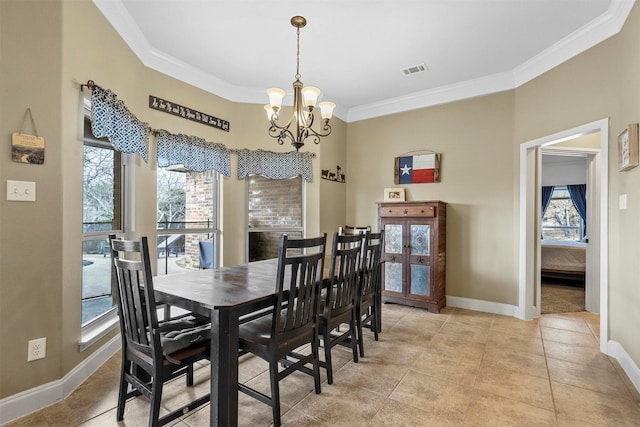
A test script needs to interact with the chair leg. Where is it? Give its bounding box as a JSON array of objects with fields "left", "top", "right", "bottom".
[
  {"left": 356, "top": 308, "right": 365, "bottom": 358},
  {"left": 149, "top": 378, "right": 163, "bottom": 427},
  {"left": 269, "top": 362, "right": 282, "bottom": 427},
  {"left": 323, "top": 326, "right": 334, "bottom": 385},
  {"left": 372, "top": 309, "right": 380, "bottom": 341},
  {"left": 350, "top": 315, "right": 359, "bottom": 363},
  {"left": 312, "top": 336, "right": 322, "bottom": 394},
  {"left": 186, "top": 363, "right": 194, "bottom": 386},
  {"left": 116, "top": 362, "right": 129, "bottom": 421}
]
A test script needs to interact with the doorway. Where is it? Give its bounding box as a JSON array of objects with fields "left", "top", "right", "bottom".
[
  {"left": 518, "top": 118, "right": 609, "bottom": 353},
  {"left": 540, "top": 150, "right": 594, "bottom": 314}
]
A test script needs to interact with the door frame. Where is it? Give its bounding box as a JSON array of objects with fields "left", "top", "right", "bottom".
[{"left": 518, "top": 118, "right": 609, "bottom": 353}]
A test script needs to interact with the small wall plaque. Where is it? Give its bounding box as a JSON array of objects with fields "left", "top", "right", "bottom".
[
  {"left": 149, "top": 95, "right": 229, "bottom": 132},
  {"left": 618, "top": 123, "right": 638, "bottom": 171}
]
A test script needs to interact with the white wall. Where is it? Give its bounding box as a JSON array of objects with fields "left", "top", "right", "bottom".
[{"left": 542, "top": 155, "right": 587, "bottom": 186}]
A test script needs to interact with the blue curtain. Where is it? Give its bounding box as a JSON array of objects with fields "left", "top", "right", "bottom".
[
  {"left": 541, "top": 186, "right": 555, "bottom": 217},
  {"left": 567, "top": 184, "right": 587, "bottom": 239},
  {"left": 237, "top": 149, "right": 313, "bottom": 182},
  {"left": 156, "top": 130, "right": 231, "bottom": 175},
  {"left": 90, "top": 85, "right": 150, "bottom": 162}
]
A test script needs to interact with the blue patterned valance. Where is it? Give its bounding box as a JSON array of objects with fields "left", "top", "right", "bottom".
[
  {"left": 157, "top": 130, "right": 231, "bottom": 176},
  {"left": 237, "top": 150, "right": 313, "bottom": 182},
  {"left": 90, "top": 85, "right": 150, "bottom": 162}
]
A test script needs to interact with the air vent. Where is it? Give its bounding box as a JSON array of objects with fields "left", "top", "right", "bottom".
[{"left": 402, "top": 63, "right": 428, "bottom": 76}]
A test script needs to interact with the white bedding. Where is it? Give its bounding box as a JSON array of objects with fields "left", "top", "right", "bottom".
[{"left": 541, "top": 240, "right": 586, "bottom": 272}]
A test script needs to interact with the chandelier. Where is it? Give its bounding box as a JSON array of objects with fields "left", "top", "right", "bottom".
[{"left": 264, "top": 16, "right": 335, "bottom": 151}]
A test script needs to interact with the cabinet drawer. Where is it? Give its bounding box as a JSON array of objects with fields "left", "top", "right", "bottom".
[{"left": 379, "top": 205, "right": 435, "bottom": 218}]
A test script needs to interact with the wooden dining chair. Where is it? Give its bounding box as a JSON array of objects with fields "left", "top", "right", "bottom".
[
  {"left": 355, "top": 230, "right": 384, "bottom": 357},
  {"left": 108, "top": 234, "right": 208, "bottom": 326},
  {"left": 319, "top": 232, "right": 363, "bottom": 384},
  {"left": 109, "top": 235, "right": 211, "bottom": 427},
  {"left": 238, "top": 234, "right": 327, "bottom": 427}
]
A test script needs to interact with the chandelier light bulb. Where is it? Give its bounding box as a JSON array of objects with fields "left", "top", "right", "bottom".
[
  {"left": 266, "top": 88, "right": 286, "bottom": 110},
  {"left": 264, "top": 104, "right": 277, "bottom": 120},
  {"left": 319, "top": 102, "right": 335, "bottom": 120},
  {"left": 301, "top": 86, "right": 321, "bottom": 108}
]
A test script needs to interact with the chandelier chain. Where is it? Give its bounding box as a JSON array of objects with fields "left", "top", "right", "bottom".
[{"left": 295, "top": 26, "right": 301, "bottom": 80}]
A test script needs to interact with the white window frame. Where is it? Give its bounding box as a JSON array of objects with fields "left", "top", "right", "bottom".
[{"left": 80, "top": 100, "right": 135, "bottom": 350}]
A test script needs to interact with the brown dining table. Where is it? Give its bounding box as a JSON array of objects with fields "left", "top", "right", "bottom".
[{"left": 153, "top": 257, "right": 316, "bottom": 426}]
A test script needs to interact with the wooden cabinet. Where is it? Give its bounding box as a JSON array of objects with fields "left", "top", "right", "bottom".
[{"left": 378, "top": 200, "right": 446, "bottom": 312}]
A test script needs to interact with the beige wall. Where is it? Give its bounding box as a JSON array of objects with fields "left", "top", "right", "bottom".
[
  {"left": 0, "top": 0, "right": 64, "bottom": 398},
  {"left": 348, "top": 92, "right": 517, "bottom": 303},
  {"left": 2, "top": 0, "right": 640, "bottom": 402}
]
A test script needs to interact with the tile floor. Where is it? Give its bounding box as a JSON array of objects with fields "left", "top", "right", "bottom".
[{"left": 9, "top": 305, "right": 640, "bottom": 426}]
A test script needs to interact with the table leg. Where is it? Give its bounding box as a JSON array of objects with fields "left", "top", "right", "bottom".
[{"left": 210, "top": 309, "right": 240, "bottom": 426}]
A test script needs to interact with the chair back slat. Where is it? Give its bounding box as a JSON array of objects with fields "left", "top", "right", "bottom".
[
  {"left": 274, "top": 234, "right": 326, "bottom": 335},
  {"left": 360, "top": 231, "right": 384, "bottom": 300},
  {"left": 338, "top": 225, "right": 371, "bottom": 236},
  {"left": 326, "top": 233, "right": 363, "bottom": 313},
  {"left": 110, "top": 236, "right": 161, "bottom": 357}
]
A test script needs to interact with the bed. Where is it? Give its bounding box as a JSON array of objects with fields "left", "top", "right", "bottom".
[{"left": 540, "top": 240, "right": 586, "bottom": 284}]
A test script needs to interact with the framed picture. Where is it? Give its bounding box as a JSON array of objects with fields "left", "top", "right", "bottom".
[
  {"left": 618, "top": 124, "right": 639, "bottom": 171},
  {"left": 384, "top": 187, "right": 405, "bottom": 202}
]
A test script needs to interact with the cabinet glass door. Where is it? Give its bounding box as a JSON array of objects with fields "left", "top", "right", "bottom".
[
  {"left": 383, "top": 223, "right": 403, "bottom": 293},
  {"left": 409, "top": 223, "right": 430, "bottom": 296}
]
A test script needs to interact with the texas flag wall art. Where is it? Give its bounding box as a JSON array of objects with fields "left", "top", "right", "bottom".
[{"left": 394, "top": 153, "right": 441, "bottom": 184}]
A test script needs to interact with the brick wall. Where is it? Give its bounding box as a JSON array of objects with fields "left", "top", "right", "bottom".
[
  {"left": 184, "top": 171, "right": 215, "bottom": 268},
  {"left": 248, "top": 176, "right": 302, "bottom": 261}
]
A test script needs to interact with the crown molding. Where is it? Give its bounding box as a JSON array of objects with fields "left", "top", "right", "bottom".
[{"left": 93, "top": 0, "right": 634, "bottom": 124}]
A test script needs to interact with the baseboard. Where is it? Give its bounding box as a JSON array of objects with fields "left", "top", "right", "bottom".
[
  {"left": 446, "top": 295, "right": 519, "bottom": 317},
  {"left": 0, "top": 335, "right": 120, "bottom": 426},
  {"left": 607, "top": 339, "right": 640, "bottom": 394}
]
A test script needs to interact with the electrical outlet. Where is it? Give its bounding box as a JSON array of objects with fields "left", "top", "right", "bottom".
[{"left": 27, "top": 337, "right": 46, "bottom": 361}]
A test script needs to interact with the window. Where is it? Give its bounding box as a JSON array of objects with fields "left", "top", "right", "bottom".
[
  {"left": 247, "top": 176, "right": 303, "bottom": 261},
  {"left": 82, "top": 116, "right": 123, "bottom": 327},
  {"left": 157, "top": 168, "right": 219, "bottom": 275},
  {"left": 542, "top": 186, "right": 584, "bottom": 241}
]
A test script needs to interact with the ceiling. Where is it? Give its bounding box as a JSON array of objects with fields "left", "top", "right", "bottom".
[{"left": 93, "top": 0, "right": 633, "bottom": 122}]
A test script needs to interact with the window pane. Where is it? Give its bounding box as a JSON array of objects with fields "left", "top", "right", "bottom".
[
  {"left": 82, "top": 238, "right": 116, "bottom": 325},
  {"left": 542, "top": 186, "right": 583, "bottom": 241},
  {"left": 247, "top": 176, "right": 303, "bottom": 262},
  {"left": 249, "top": 231, "right": 302, "bottom": 261},
  {"left": 82, "top": 119, "right": 121, "bottom": 326},
  {"left": 157, "top": 169, "right": 217, "bottom": 275},
  {"left": 82, "top": 144, "right": 121, "bottom": 233}
]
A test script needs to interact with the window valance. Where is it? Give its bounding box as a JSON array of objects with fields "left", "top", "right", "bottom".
[
  {"left": 157, "top": 130, "right": 231, "bottom": 176},
  {"left": 90, "top": 85, "right": 150, "bottom": 162},
  {"left": 237, "top": 149, "right": 313, "bottom": 182}
]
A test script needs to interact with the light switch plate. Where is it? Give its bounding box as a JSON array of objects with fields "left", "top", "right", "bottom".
[
  {"left": 619, "top": 194, "right": 627, "bottom": 210},
  {"left": 7, "top": 180, "right": 36, "bottom": 202}
]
